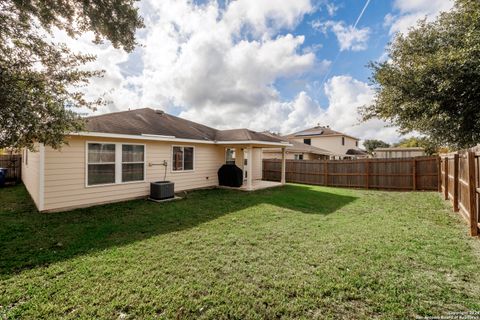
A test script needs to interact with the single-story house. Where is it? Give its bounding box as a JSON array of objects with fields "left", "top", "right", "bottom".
[
  {"left": 261, "top": 133, "right": 333, "bottom": 160},
  {"left": 22, "top": 108, "right": 290, "bottom": 212},
  {"left": 373, "top": 147, "right": 426, "bottom": 158}
]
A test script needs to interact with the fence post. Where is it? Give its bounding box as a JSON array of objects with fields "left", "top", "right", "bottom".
[
  {"left": 437, "top": 156, "right": 442, "bottom": 192},
  {"left": 467, "top": 151, "right": 478, "bottom": 236},
  {"left": 365, "top": 159, "right": 370, "bottom": 189},
  {"left": 453, "top": 153, "right": 459, "bottom": 212},
  {"left": 412, "top": 158, "right": 417, "bottom": 191},
  {"left": 444, "top": 157, "right": 449, "bottom": 200},
  {"left": 324, "top": 160, "right": 328, "bottom": 186}
]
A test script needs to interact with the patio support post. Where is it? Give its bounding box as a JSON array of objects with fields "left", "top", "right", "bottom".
[
  {"left": 247, "top": 146, "right": 253, "bottom": 190},
  {"left": 281, "top": 147, "right": 286, "bottom": 185}
]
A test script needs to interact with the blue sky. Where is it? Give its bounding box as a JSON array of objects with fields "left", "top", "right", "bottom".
[
  {"left": 61, "top": 0, "right": 453, "bottom": 143},
  {"left": 287, "top": 0, "right": 392, "bottom": 105}
]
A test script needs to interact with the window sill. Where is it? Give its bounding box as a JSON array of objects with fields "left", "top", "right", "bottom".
[
  {"left": 170, "top": 169, "right": 195, "bottom": 173},
  {"left": 86, "top": 180, "right": 146, "bottom": 188}
]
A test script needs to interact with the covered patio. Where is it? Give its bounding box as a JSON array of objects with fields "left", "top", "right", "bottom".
[{"left": 218, "top": 140, "right": 289, "bottom": 191}]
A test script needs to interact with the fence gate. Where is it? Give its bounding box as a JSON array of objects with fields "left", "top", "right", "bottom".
[{"left": 0, "top": 154, "right": 22, "bottom": 185}]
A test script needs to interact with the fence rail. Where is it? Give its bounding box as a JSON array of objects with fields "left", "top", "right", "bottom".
[
  {"left": 0, "top": 154, "right": 22, "bottom": 184},
  {"left": 439, "top": 148, "right": 479, "bottom": 236},
  {"left": 263, "top": 156, "right": 438, "bottom": 191}
]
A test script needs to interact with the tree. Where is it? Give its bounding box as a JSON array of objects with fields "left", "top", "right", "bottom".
[
  {"left": 361, "top": 0, "right": 480, "bottom": 149},
  {"left": 0, "top": 0, "right": 143, "bottom": 150},
  {"left": 363, "top": 139, "right": 390, "bottom": 154},
  {"left": 393, "top": 137, "right": 438, "bottom": 155}
]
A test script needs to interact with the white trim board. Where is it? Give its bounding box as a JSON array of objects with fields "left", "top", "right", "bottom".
[
  {"left": 70, "top": 132, "right": 292, "bottom": 147},
  {"left": 38, "top": 143, "right": 45, "bottom": 211}
]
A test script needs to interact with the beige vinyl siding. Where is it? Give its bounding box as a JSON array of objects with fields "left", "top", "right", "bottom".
[
  {"left": 43, "top": 136, "right": 225, "bottom": 211},
  {"left": 291, "top": 135, "right": 357, "bottom": 155},
  {"left": 21, "top": 144, "right": 41, "bottom": 208}
]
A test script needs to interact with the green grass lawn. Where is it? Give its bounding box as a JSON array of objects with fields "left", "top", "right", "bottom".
[{"left": 1, "top": 184, "right": 479, "bottom": 319}]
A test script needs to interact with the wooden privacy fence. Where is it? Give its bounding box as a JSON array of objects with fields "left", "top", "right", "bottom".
[
  {"left": 263, "top": 156, "right": 438, "bottom": 191},
  {"left": 439, "top": 148, "right": 479, "bottom": 236},
  {"left": 0, "top": 154, "right": 22, "bottom": 184}
]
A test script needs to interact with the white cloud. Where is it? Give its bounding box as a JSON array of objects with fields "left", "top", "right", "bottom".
[
  {"left": 385, "top": 0, "right": 454, "bottom": 35},
  {"left": 326, "top": 2, "right": 339, "bottom": 16},
  {"left": 223, "top": 0, "right": 313, "bottom": 36},
  {"left": 321, "top": 76, "right": 399, "bottom": 143},
  {"left": 311, "top": 20, "right": 370, "bottom": 51},
  {"left": 71, "top": 0, "right": 322, "bottom": 128},
  {"left": 46, "top": 0, "right": 400, "bottom": 144}
]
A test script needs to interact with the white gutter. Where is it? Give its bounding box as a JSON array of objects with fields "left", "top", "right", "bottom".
[
  {"left": 141, "top": 133, "right": 176, "bottom": 139},
  {"left": 214, "top": 140, "right": 292, "bottom": 147},
  {"left": 69, "top": 132, "right": 292, "bottom": 147}
]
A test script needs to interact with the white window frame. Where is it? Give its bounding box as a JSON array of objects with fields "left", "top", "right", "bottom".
[
  {"left": 85, "top": 141, "right": 146, "bottom": 187},
  {"left": 121, "top": 144, "right": 146, "bottom": 183},
  {"left": 225, "top": 147, "right": 236, "bottom": 165},
  {"left": 171, "top": 145, "right": 195, "bottom": 172},
  {"left": 294, "top": 154, "right": 304, "bottom": 160}
]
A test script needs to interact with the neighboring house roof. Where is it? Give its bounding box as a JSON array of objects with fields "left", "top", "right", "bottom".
[
  {"left": 215, "top": 129, "right": 284, "bottom": 143},
  {"left": 374, "top": 147, "right": 425, "bottom": 151},
  {"left": 261, "top": 133, "right": 333, "bottom": 156},
  {"left": 286, "top": 126, "right": 359, "bottom": 141},
  {"left": 285, "top": 140, "right": 333, "bottom": 155},
  {"left": 84, "top": 108, "right": 287, "bottom": 144},
  {"left": 346, "top": 148, "right": 368, "bottom": 156}
]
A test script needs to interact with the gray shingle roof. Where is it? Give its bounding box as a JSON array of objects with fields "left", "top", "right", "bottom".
[
  {"left": 286, "top": 139, "right": 333, "bottom": 155},
  {"left": 85, "top": 108, "right": 286, "bottom": 143},
  {"left": 214, "top": 129, "right": 283, "bottom": 143},
  {"left": 261, "top": 132, "right": 332, "bottom": 155},
  {"left": 287, "top": 126, "right": 359, "bottom": 140}
]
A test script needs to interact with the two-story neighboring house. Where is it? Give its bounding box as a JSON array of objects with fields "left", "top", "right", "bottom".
[{"left": 285, "top": 126, "right": 367, "bottom": 159}]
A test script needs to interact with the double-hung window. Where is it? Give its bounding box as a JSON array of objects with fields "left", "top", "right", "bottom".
[
  {"left": 122, "top": 145, "right": 145, "bottom": 182},
  {"left": 172, "top": 146, "right": 194, "bottom": 171},
  {"left": 87, "top": 143, "right": 145, "bottom": 186},
  {"left": 87, "top": 143, "right": 116, "bottom": 185}
]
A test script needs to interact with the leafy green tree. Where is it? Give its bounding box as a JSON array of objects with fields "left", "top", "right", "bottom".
[
  {"left": 361, "top": 0, "right": 480, "bottom": 149},
  {"left": 363, "top": 139, "right": 390, "bottom": 154},
  {"left": 0, "top": 0, "right": 143, "bottom": 150},
  {"left": 394, "top": 137, "right": 438, "bottom": 155}
]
